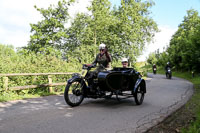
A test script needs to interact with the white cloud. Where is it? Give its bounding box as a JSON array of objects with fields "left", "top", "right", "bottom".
[
  {"left": 0, "top": 25, "right": 29, "bottom": 47},
  {"left": 137, "top": 25, "right": 177, "bottom": 62},
  {"left": 0, "top": 0, "right": 91, "bottom": 48}
]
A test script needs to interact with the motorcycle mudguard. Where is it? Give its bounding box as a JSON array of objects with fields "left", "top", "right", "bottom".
[
  {"left": 67, "top": 75, "right": 84, "bottom": 85},
  {"left": 66, "top": 75, "right": 88, "bottom": 97},
  {"left": 133, "top": 78, "right": 146, "bottom": 93}
]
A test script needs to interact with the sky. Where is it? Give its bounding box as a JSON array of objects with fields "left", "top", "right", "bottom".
[
  {"left": 0, "top": 0, "right": 200, "bottom": 61},
  {"left": 138, "top": 0, "right": 200, "bottom": 61}
]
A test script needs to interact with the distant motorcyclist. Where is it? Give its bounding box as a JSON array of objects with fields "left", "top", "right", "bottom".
[
  {"left": 165, "top": 62, "right": 172, "bottom": 78},
  {"left": 152, "top": 64, "right": 157, "bottom": 74},
  {"left": 121, "top": 58, "right": 129, "bottom": 68},
  {"left": 165, "top": 62, "right": 171, "bottom": 71}
]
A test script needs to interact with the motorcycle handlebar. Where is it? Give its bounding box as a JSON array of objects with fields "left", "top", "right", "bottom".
[{"left": 82, "top": 64, "right": 96, "bottom": 69}]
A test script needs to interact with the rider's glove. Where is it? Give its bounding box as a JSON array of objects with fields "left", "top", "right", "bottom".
[{"left": 86, "top": 64, "right": 96, "bottom": 67}]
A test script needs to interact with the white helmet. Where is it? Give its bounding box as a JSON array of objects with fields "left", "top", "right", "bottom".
[
  {"left": 99, "top": 43, "right": 106, "bottom": 50},
  {"left": 121, "top": 58, "right": 128, "bottom": 62}
]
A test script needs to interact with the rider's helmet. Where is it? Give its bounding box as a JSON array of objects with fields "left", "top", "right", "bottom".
[
  {"left": 167, "top": 62, "right": 170, "bottom": 65},
  {"left": 99, "top": 43, "right": 106, "bottom": 50},
  {"left": 121, "top": 57, "right": 128, "bottom": 63}
]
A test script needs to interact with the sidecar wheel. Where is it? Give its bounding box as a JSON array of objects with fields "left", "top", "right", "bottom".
[
  {"left": 134, "top": 84, "right": 145, "bottom": 105},
  {"left": 64, "top": 80, "right": 84, "bottom": 107}
]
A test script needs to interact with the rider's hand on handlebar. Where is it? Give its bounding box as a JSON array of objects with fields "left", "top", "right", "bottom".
[
  {"left": 86, "top": 64, "right": 96, "bottom": 68},
  {"left": 86, "top": 64, "right": 92, "bottom": 67}
]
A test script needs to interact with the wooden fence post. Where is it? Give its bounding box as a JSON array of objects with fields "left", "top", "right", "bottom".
[
  {"left": 48, "top": 75, "right": 53, "bottom": 93},
  {"left": 3, "top": 77, "right": 8, "bottom": 91}
]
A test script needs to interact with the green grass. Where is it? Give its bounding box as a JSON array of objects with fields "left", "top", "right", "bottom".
[
  {"left": 0, "top": 92, "right": 42, "bottom": 102},
  {"left": 0, "top": 88, "right": 65, "bottom": 102},
  {"left": 181, "top": 84, "right": 200, "bottom": 133}
]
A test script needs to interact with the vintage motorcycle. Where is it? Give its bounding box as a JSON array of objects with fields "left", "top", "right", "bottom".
[
  {"left": 166, "top": 67, "right": 172, "bottom": 79},
  {"left": 64, "top": 64, "right": 146, "bottom": 107}
]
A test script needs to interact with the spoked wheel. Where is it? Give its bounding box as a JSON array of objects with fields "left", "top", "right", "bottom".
[
  {"left": 64, "top": 80, "right": 84, "bottom": 107},
  {"left": 134, "top": 84, "right": 145, "bottom": 105}
]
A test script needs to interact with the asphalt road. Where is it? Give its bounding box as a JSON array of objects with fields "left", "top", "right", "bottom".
[{"left": 0, "top": 73, "right": 193, "bottom": 133}]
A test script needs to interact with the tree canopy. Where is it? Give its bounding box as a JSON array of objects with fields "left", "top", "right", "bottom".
[
  {"left": 26, "top": 0, "right": 158, "bottom": 65},
  {"left": 147, "top": 9, "right": 200, "bottom": 72},
  {"left": 168, "top": 9, "right": 200, "bottom": 72}
]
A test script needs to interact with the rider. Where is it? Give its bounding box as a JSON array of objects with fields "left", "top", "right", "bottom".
[
  {"left": 165, "top": 62, "right": 171, "bottom": 75},
  {"left": 152, "top": 64, "right": 157, "bottom": 72},
  {"left": 92, "top": 43, "right": 112, "bottom": 71},
  {"left": 88, "top": 43, "right": 112, "bottom": 93},
  {"left": 121, "top": 58, "right": 129, "bottom": 68},
  {"left": 153, "top": 64, "right": 156, "bottom": 69}
]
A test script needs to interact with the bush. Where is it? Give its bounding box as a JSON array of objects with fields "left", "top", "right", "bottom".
[{"left": 0, "top": 44, "right": 82, "bottom": 99}]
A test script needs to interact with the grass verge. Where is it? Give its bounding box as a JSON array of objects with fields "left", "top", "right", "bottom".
[{"left": 0, "top": 87, "right": 65, "bottom": 102}]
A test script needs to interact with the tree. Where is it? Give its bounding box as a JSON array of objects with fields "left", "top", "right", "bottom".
[
  {"left": 147, "top": 52, "right": 157, "bottom": 65},
  {"left": 155, "top": 9, "right": 200, "bottom": 72},
  {"left": 167, "top": 9, "right": 200, "bottom": 71},
  {"left": 27, "top": 0, "right": 75, "bottom": 53},
  {"left": 26, "top": 0, "right": 158, "bottom": 65},
  {"left": 66, "top": 0, "right": 158, "bottom": 64},
  {"left": 65, "top": 0, "right": 116, "bottom": 58},
  {"left": 113, "top": 0, "right": 158, "bottom": 62}
]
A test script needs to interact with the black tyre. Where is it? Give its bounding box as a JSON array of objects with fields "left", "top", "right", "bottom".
[
  {"left": 64, "top": 80, "right": 84, "bottom": 107},
  {"left": 166, "top": 73, "right": 172, "bottom": 79},
  {"left": 134, "top": 84, "right": 145, "bottom": 105},
  {"left": 166, "top": 73, "right": 169, "bottom": 79},
  {"left": 153, "top": 71, "right": 156, "bottom": 74},
  {"left": 169, "top": 73, "right": 172, "bottom": 79}
]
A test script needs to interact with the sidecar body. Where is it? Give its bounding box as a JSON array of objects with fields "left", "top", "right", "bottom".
[{"left": 98, "top": 67, "right": 146, "bottom": 93}]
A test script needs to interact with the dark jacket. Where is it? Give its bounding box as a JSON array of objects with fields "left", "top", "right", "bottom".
[
  {"left": 165, "top": 64, "right": 171, "bottom": 71},
  {"left": 92, "top": 52, "right": 112, "bottom": 68}
]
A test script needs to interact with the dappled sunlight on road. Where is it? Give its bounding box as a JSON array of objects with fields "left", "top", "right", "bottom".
[
  {"left": 0, "top": 95, "right": 74, "bottom": 117},
  {"left": 64, "top": 112, "right": 73, "bottom": 118}
]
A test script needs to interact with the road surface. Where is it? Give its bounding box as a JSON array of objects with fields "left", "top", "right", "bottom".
[{"left": 0, "top": 73, "right": 193, "bottom": 133}]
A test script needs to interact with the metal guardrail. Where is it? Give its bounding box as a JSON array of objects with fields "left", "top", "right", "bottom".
[{"left": 0, "top": 72, "right": 73, "bottom": 92}]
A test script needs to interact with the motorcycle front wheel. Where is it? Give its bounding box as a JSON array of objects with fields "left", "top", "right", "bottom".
[
  {"left": 64, "top": 80, "right": 84, "bottom": 107},
  {"left": 166, "top": 73, "right": 171, "bottom": 79}
]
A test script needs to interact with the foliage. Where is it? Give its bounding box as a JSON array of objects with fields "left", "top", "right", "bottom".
[
  {"left": 0, "top": 44, "right": 81, "bottom": 101},
  {"left": 26, "top": 0, "right": 158, "bottom": 64},
  {"left": 27, "top": 0, "right": 75, "bottom": 53},
  {"left": 167, "top": 9, "right": 200, "bottom": 72},
  {"left": 113, "top": 0, "right": 158, "bottom": 62},
  {"left": 151, "top": 9, "right": 200, "bottom": 72},
  {"left": 146, "top": 52, "right": 157, "bottom": 65},
  {"left": 0, "top": 0, "right": 159, "bottom": 101}
]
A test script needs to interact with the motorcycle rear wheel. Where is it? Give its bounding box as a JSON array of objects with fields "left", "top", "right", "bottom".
[{"left": 64, "top": 80, "right": 84, "bottom": 107}]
